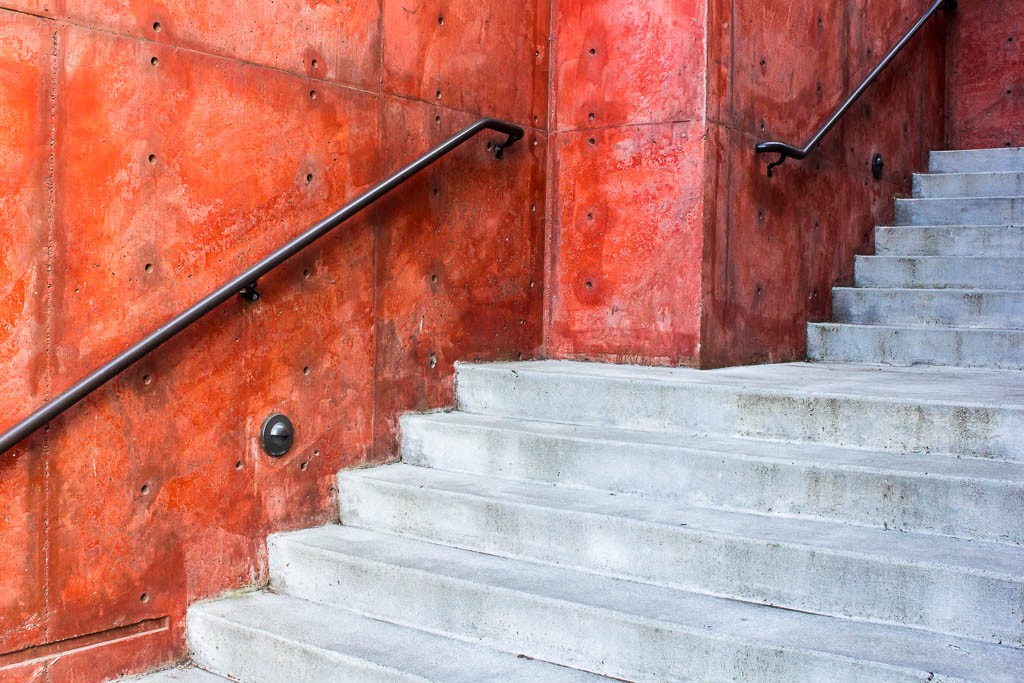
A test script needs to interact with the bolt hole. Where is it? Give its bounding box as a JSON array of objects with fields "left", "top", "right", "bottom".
[
  {"left": 144, "top": 263, "right": 153, "bottom": 273},
  {"left": 311, "top": 58, "right": 319, "bottom": 68},
  {"left": 429, "top": 353, "right": 438, "bottom": 369},
  {"left": 585, "top": 280, "right": 593, "bottom": 289},
  {"left": 306, "top": 173, "right": 314, "bottom": 184},
  {"left": 141, "top": 483, "right": 150, "bottom": 496},
  {"left": 152, "top": 21, "right": 161, "bottom": 32},
  {"left": 431, "top": 273, "right": 438, "bottom": 283},
  {"left": 235, "top": 460, "right": 243, "bottom": 470},
  {"left": 147, "top": 154, "right": 157, "bottom": 165},
  {"left": 586, "top": 212, "right": 594, "bottom": 221},
  {"left": 588, "top": 137, "right": 596, "bottom": 146},
  {"left": 302, "top": 366, "right": 310, "bottom": 376},
  {"left": 300, "top": 461, "right": 308, "bottom": 471},
  {"left": 756, "top": 286, "right": 763, "bottom": 296},
  {"left": 436, "top": 89, "right": 442, "bottom": 99},
  {"left": 434, "top": 115, "right": 441, "bottom": 124},
  {"left": 433, "top": 187, "right": 440, "bottom": 197},
  {"left": 150, "top": 56, "right": 159, "bottom": 67},
  {"left": 530, "top": 203, "right": 536, "bottom": 212},
  {"left": 140, "top": 593, "right": 150, "bottom": 603},
  {"left": 588, "top": 112, "right": 595, "bottom": 121},
  {"left": 142, "top": 374, "right": 152, "bottom": 385},
  {"left": 303, "top": 268, "right": 311, "bottom": 279},
  {"left": 588, "top": 48, "right": 596, "bottom": 55},
  {"left": 438, "top": 16, "right": 444, "bottom": 25},
  {"left": 314, "top": 449, "right": 321, "bottom": 457},
  {"left": 309, "top": 89, "right": 317, "bottom": 100}
]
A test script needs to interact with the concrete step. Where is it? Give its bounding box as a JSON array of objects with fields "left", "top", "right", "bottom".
[
  {"left": 400, "top": 412, "right": 1024, "bottom": 544},
  {"left": 454, "top": 361, "right": 1024, "bottom": 461},
  {"left": 876, "top": 224, "right": 1024, "bottom": 256},
  {"left": 930, "top": 147, "right": 1024, "bottom": 174},
  {"left": 126, "top": 668, "right": 228, "bottom": 682},
  {"left": 337, "top": 464, "right": 1024, "bottom": 643},
  {"left": 913, "top": 172, "right": 1024, "bottom": 198},
  {"left": 189, "top": 591, "right": 607, "bottom": 683},
  {"left": 894, "top": 196, "right": 1024, "bottom": 225},
  {"left": 808, "top": 323, "right": 1024, "bottom": 370},
  {"left": 270, "top": 525, "right": 1024, "bottom": 683},
  {"left": 854, "top": 256, "right": 1024, "bottom": 289},
  {"left": 831, "top": 287, "right": 1024, "bottom": 329}
]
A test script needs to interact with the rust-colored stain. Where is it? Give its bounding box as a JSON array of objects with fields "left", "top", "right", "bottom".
[{"left": 0, "top": 2, "right": 546, "bottom": 679}]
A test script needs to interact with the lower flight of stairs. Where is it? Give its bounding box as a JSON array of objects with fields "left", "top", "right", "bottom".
[{"left": 132, "top": 147, "right": 1024, "bottom": 682}]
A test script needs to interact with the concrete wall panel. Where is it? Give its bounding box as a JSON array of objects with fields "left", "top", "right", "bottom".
[
  {"left": 64, "top": 0, "right": 382, "bottom": 90},
  {"left": 946, "top": 1, "right": 1024, "bottom": 149},
  {"left": 0, "top": 12, "right": 50, "bottom": 659},
  {"left": 547, "top": 122, "right": 705, "bottom": 365}
]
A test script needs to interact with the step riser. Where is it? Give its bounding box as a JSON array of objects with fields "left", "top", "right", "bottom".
[
  {"left": 913, "top": 173, "right": 1024, "bottom": 198},
  {"left": 269, "top": 540, "right": 931, "bottom": 683},
  {"left": 876, "top": 226, "right": 1024, "bottom": 256},
  {"left": 894, "top": 198, "right": 1024, "bottom": 226},
  {"left": 854, "top": 257, "right": 1024, "bottom": 289},
  {"left": 831, "top": 289, "right": 1024, "bottom": 329},
  {"left": 930, "top": 148, "right": 1024, "bottom": 174},
  {"left": 401, "top": 416, "right": 1024, "bottom": 545},
  {"left": 807, "top": 324, "right": 1024, "bottom": 370},
  {"left": 338, "top": 476, "right": 1023, "bottom": 645},
  {"left": 456, "top": 368, "right": 1024, "bottom": 461},
  {"left": 189, "top": 612, "right": 421, "bottom": 683}
]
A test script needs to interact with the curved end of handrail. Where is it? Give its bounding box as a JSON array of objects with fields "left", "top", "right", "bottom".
[
  {"left": 754, "top": 141, "right": 808, "bottom": 177},
  {"left": 476, "top": 118, "right": 526, "bottom": 160}
]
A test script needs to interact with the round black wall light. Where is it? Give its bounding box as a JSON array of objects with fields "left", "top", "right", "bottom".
[{"left": 260, "top": 413, "right": 295, "bottom": 457}]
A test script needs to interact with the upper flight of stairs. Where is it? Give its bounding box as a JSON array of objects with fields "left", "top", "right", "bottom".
[
  {"left": 132, "top": 148, "right": 1024, "bottom": 683},
  {"left": 808, "top": 147, "right": 1024, "bottom": 369}
]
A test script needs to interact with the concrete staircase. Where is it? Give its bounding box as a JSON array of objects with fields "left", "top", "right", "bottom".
[
  {"left": 808, "top": 147, "right": 1024, "bottom": 369},
  {"left": 133, "top": 148, "right": 1024, "bottom": 682}
]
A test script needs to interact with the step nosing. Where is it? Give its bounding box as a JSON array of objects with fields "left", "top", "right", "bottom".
[
  {"left": 341, "top": 473, "right": 1024, "bottom": 578},
  {"left": 405, "top": 415, "right": 1024, "bottom": 483}
]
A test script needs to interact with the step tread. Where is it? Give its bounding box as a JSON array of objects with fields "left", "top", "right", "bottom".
[
  {"left": 811, "top": 321, "right": 1023, "bottom": 333},
  {"left": 457, "top": 360, "right": 1024, "bottom": 408},
  {"left": 126, "top": 668, "right": 228, "bottom": 682},
  {"left": 192, "top": 591, "right": 609, "bottom": 682},
  {"left": 405, "top": 410, "right": 1024, "bottom": 483},
  {"left": 340, "top": 464, "right": 1024, "bottom": 578},
  {"left": 274, "top": 525, "right": 1024, "bottom": 683}
]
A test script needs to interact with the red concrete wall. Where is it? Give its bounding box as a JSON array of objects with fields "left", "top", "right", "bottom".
[
  {"left": 699, "top": 0, "right": 947, "bottom": 367},
  {"left": 946, "top": 1, "right": 1024, "bottom": 149},
  {"left": 0, "top": 2, "right": 545, "bottom": 679},
  {"left": 544, "top": 1, "right": 708, "bottom": 366}
]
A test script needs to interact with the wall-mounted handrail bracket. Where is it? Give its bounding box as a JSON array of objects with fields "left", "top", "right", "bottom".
[
  {"left": 754, "top": 0, "right": 955, "bottom": 177},
  {"left": 238, "top": 281, "right": 260, "bottom": 302},
  {"left": 0, "top": 117, "right": 525, "bottom": 456}
]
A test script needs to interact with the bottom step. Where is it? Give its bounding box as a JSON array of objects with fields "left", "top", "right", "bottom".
[
  {"left": 189, "top": 591, "right": 609, "bottom": 682},
  {"left": 807, "top": 323, "right": 1024, "bottom": 368},
  {"left": 270, "top": 525, "right": 1024, "bottom": 683},
  {"left": 126, "top": 667, "right": 227, "bottom": 682}
]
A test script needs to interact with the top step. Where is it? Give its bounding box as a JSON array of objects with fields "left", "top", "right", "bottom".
[{"left": 930, "top": 147, "right": 1024, "bottom": 174}]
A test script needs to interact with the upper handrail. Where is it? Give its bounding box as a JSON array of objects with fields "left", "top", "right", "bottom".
[
  {"left": 755, "top": 0, "right": 955, "bottom": 177},
  {"left": 0, "top": 118, "right": 525, "bottom": 456}
]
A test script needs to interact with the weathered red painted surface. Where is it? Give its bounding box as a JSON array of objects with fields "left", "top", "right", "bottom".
[
  {"left": 0, "top": 3, "right": 544, "bottom": 679},
  {"left": 946, "top": 1, "right": 1024, "bottom": 149},
  {"left": 546, "top": 0, "right": 708, "bottom": 366}
]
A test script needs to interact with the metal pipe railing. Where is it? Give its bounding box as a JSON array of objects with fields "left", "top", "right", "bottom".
[
  {"left": 0, "top": 118, "right": 525, "bottom": 455},
  {"left": 755, "top": 0, "right": 956, "bottom": 177}
]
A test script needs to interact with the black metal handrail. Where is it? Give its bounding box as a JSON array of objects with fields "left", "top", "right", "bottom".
[
  {"left": 0, "top": 118, "right": 525, "bottom": 456},
  {"left": 755, "top": 0, "right": 955, "bottom": 177}
]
